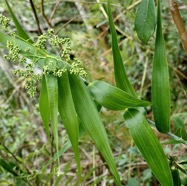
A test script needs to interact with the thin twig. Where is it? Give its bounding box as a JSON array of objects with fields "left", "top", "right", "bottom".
[
  {"left": 97, "top": 0, "right": 140, "bottom": 39},
  {"left": 55, "top": 16, "right": 80, "bottom": 34},
  {"left": 1, "top": 144, "right": 33, "bottom": 185},
  {"left": 169, "top": 64, "right": 187, "bottom": 81},
  {"left": 74, "top": 1, "right": 93, "bottom": 31},
  {"left": 147, "top": 119, "right": 187, "bottom": 146},
  {"left": 49, "top": 0, "right": 123, "bottom": 8},
  {"left": 1, "top": 144, "right": 22, "bottom": 164},
  {"left": 167, "top": 0, "right": 187, "bottom": 52},
  {"left": 50, "top": 134, "right": 54, "bottom": 186},
  {"left": 139, "top": 56, "right": 148, "bottom": 98},
  {"left": 50, "top": 0, "right": 61, "bottom": 20},
  {"left": 29, "top": 0, "right": 43, "bottom": 35},
  {"left": 24, "top": 17, "right": 83, "bottom": 33},
  {"left": 92, "top": 146, "right": 96, "bottom": 186},
  {"left": 41, "top": 0, "right": 53, "bottom": 28}
]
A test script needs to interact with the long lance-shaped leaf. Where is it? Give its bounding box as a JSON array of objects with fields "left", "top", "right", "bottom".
[
  {"left": 171, "top": 169, "right": 181, "bottom": 186},
  {"left": 0, "top": 32, "right": 42, "bottom": 56},
  {"left": 69, "top": 74, "right": 121, "bottom": 186},
  {"left": 123, "top": 109, "right": 173, "bottom": 186},
  {"left": 88, "top": 80, "right": 150, "bottom": 110},
  {"left": 5, "top": 0, "right": 33, "bottom": 43},
  {"left": 107, "top": 0, "right": 136, "bottom": 96},
  {"left": 0, "top": 32, "right": 72, "bottom": 70},
  {"left": 152, "top": 0, "right": 170, "bottom": 132},
  {"left": 0, "top": 159, "right": 18, "bottom": 176},
  {"left": 58, "top": 72, "right": 81, "bottom": 177},
  {"left": 39, "top": 75, "right": 50, "bottom": 140},
  {"left": 45, "top": 74, "right": 59, "bottom": 165},
  {"left": 135, "top": 0, "right": 156, "bottom": 44}
]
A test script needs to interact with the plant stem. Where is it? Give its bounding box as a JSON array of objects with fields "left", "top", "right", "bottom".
[
  {"left": 147, "top": 119, "right": 187, "bottom": 145},
  {"left": 29, "top": 0, "right": 43, "bottom": 35}
]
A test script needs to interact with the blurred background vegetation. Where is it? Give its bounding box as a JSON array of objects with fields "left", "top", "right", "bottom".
[{"left": 0, "top": 0, "right": 187, "bottom": 185}]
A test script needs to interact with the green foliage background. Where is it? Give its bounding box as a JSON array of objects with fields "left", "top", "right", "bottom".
[{"left": 0, "top": 0, "right": 187, "bottom": 185}]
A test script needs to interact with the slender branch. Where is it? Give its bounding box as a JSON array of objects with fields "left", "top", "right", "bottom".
[
  {"left": 24, "top": 17, "right": 83, "bottom": 33},
  {"left": 1, "top": 144, "right": 22, "bottom": 164},
  {"left": 167, "top": 0, "right": 187, "bottom": 52},
  {"left": 41, "top": 0, "right": 53, "bottom": 28},
  {"left": 50, "top": 0, "right": 61, "bottom": 20},
  {"left": 55, "top": 16, "right": 81, "bottom": 34},
  {"left": 50, "top": 134, "right": 55, "bottom": 186},
  {"left": 3, "top": 144, "right": 31, "bottom": 174},
  {"left": 97, "top": 0, "right": 140, "bottom": 39},
  {"left": 147, "top": 119, "right": 187, "bottom": 146},
  {"left": 74, "top": 1, "right": 93, "bottom": 31},
  {"left": 29, "top": 0, "right": 43, "bottom": 35}
]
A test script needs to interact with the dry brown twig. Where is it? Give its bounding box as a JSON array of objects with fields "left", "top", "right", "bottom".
[
  {"left": 29, "top": 0, "right": 43, "bottom": 34},
  {"left": 167, "top": 0, "right": 187, "bottom": 52},
  {"left": 41, "top": 0, "right": 53, "bottom": 28}
]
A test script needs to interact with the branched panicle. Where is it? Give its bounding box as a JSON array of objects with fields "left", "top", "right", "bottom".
[
  {"left": 13, "top": 63, "right": 41, "bottom": 97},
  {"left": 1, "top": 19, "right": 87, "bottom": 97}
]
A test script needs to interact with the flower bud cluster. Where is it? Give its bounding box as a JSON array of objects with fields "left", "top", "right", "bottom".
[
  {"left": 43, "top": 61, "right": 67, "bottom": 77},
  {"left": 1, "top": 24, "right": 87, "bottom": 97},
  {"left": 4, "top": 41, "right": 20, "bottom": 62},
  {"left": 36, "top": 29, "right": 87, "bottom": 77},
  {"left": 0, "top": 14, "right": 10, "bottom": 29},
  {"left": 34, "top": 34, "right": 47, "bottom": 49},
  {"left": 25, "top": 79, "right": 37, "bottom": 98},
  {"left": 70, "top": 58, "right": 87, "bottom": 77},
  {"left": 13, "top": 63, "right": 41, "bottom": 97}
]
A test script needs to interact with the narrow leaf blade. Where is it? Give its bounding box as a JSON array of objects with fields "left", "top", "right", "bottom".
[
  {"left": 123, "top": 109, "right": 173, "bottom": 186},
  {"left": 0, "top": 31, "right": 44, "bottom": 61},
  {"left": 45, "top": 75, "right": 59, "bottom": 159},
  {"left": 5, "top": 0, "right": 33, "bottom": 43},
  {"left": 171, "top": 169, "right": 181, "bottom": 186},
  {"left": 107, "top": 0, "right": 136, "bottom": 96},
  {"left": 152, "top": 0, "right": 170, "bottom": 132},
  {"left": 135, "top": 0, "right": 156, "bottom": 44},
  {"left": 39, "top": 75, "right": 50, "bottom": 140},
  {"left": 89, "top": 80, "right": 150, "bottom": 110},
  {"left": 58, "top": 72, "right": 81, "bottom": 176},
  {"left": 69, "top": 74, "right": 121, "bottom": 185}
]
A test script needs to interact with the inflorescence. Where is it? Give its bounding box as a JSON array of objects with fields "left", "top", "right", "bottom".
[
  {"left": 0, "top": 14, "right": 10, "bottom": 29},
  {"left": 0, "top": 15, "right": 87, "bottom": 97}
]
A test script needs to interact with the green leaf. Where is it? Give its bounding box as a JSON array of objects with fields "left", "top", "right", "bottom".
[
  {"left": 135, "top": 0, "right": 156, "bottom": 44},
  {"left": 5, "top": 0, "right": 33, "bottom": 43},
  {"left": 0, "top": 159, "right": 17, "bottom": 176},
  {"left": 89, "top": 80, "right": 150, "bottom": 110},
  {"left": 0, "top": 32, "right": 71, "bottom": 70},
  {"left": 107, "top": 0, "right": 136, "bottom": 96},
  {"left": 45, "top": 74, "right": 59, "bottom": 163},
  {"left": 123, "top": 109, "right": 173, "bottom": 186},
  {"left": 152, "top": 0, "right": 170, "bottom": 132},
  {"left": 171, "top": 169, "right": 181, "bottom": 186},
  {"left": 0, "top": 31, "right": 45, "bottom": 59},
  {"left": 58, "top": 72, "right": 81, "bottom": 177},
  {"left": 69, "top": 74, "right": 121, "bottom": 186},
  {"left": 39, "top": 75, "right": 50, "bottom": 140}
]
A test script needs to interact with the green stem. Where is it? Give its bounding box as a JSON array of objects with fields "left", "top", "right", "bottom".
[{"left": 147, "top": 119, "right": 187, "bottom": 145}]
